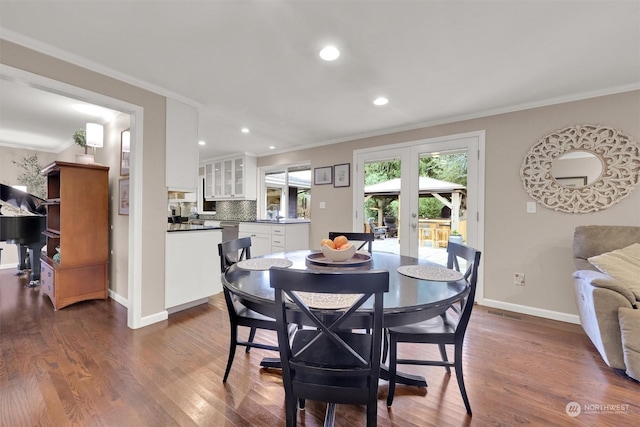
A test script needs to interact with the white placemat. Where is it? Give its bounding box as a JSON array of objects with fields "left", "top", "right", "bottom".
[
  {"left": 293, "top": 292, "right": 363, "bottom": 310},
  {"left": 236, "top": 258, "right": 293, "bottom": 271},
  {"left": 397, "top": 265, "right": 464, "bottom": 282}
]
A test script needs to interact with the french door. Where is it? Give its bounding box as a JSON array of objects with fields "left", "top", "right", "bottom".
[{"left": 353, "top": 131, "right": 484, "bottom": 260}]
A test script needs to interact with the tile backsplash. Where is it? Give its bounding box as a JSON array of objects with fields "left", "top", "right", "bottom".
[{"left": 199, "top": 200, "right": 257, "bottom": 221}]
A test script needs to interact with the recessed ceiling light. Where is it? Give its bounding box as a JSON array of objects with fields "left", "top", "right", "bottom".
[
  {"left": 319, "top": 45, "right": 340, "bottom": 61},
  {"left": 269, "top": 146, "right": 275, "bottom": 150},
  {"left": 241, "top": 127, "right": 250, "bottom": 133},
  {"left": 198, "top": 140, "right": 206, "bottom": 146},
  {"left": 373, "top": 97, "right": 389, "bottom": 106}
]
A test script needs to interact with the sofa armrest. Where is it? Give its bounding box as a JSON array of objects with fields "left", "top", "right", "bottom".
[
  {"left": 573, "top": 270, "right": 637, "bottom": 307},
  {"left": 573, "top": 273, "right": 632, "bottom": 369}
]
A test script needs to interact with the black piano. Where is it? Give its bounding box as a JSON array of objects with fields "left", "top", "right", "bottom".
[{"left": 0, "top": 183, "right": 46, "bottom": 285}]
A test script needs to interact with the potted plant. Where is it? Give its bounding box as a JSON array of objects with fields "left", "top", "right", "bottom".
[
  {"left": 73, "top": 129, "right": 94, "bottom": 164},
  {"left": 449, "top": 229, "right": 463, "bottom": 244}
]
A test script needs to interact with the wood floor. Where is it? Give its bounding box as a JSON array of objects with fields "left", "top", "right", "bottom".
[{"left": 1, "top": 268, "right": 639, "bottom": 427}]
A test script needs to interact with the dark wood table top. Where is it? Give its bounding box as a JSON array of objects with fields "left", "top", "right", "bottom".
[{"left": 222, "top": 250, "right": 469, "bottom": 328}]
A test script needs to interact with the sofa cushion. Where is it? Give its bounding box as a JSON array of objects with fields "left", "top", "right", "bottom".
[
  {"left": 618, "top": 307, "right": 640, "bottom": 381},
  {"left": 588, "top": 243, "right": 640, "bottom": 301},
  {"left": 574, "top": 226, "right": 640, "bottom": 271}
]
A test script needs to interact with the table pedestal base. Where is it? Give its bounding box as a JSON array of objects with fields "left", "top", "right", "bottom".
[{"left": 259, "top": 358, "right": 427, "bottom": 388}]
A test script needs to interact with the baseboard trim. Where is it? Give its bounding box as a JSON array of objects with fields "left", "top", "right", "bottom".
[
  {"left": 108, "top": 289, "right": 128, "bottom": 309},
  {"left": 0, "top": 263, "right": 18, "bottom": 270},
  {"left": 166, "top": 298, "right": 209, "bottom": 315},
  {"left": 139, "top": 310, "right": 168, "bottom": 327},
  {"left": 107, "top": 290, "right": 168, "bottom": 328},
  {"left": 482, "top": 299, "right": 581, "bottom": 324}
]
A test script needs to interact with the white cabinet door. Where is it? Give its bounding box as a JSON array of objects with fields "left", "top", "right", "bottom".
[
  {"left": 239, "top": 231, "right": 271, "bottom": 257},
  {"left": 233, "top": 157, "right": 244, "bottom": 196},
  {"left": 239, "top": 223, "right": 272, "bottom": 256},
  {"left": 204, "top": 163, "right": 213, "bottom": 198},
  {"left": 204, "top": 155, "right": 257, "bottom": 200},
  {"left": 283, "top": 223, "right": 310, "bottom": 252},
  {"left": 213, "top": 160, "right": 223, "bottom": 197},
  {"left": 166, "top": 99, "right": 198, "bottom": 191}
]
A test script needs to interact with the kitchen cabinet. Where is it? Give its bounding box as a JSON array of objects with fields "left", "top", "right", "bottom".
[
  {"left": 204, "top": 154, "right": 256, "bottom": 200},
  {"left": 166, "top": 98, "right": 198, "bottom": 191},
  {"left": 40, "top": 161, "right": 109, "bottom": 310},
  {"left": 239, "top": 222, "right": 309, "bottom": 257},
  {"left": 165, "top": 229, "right": 222, "bottom": 310},
  {"left": 239, "top": 224, "right": 272, "bottom": 257}
]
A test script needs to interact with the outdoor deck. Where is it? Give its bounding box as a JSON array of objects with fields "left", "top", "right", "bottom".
[{"left": 372, "top": 237, "right": 449, "bottom": 265}]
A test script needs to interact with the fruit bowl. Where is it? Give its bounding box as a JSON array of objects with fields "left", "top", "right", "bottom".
[{"left": 321, "top": 244, "right": 356, "bottom": 262}]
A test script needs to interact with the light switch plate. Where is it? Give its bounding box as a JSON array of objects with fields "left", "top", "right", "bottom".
[
  {"left": 527, "top": 202, "right": 537, "bottom": 213},
  {"left": 319, "top": 202, "right": 326, "bottom": 209}
]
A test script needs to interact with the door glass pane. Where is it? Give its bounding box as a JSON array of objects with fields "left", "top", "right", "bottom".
[
  {"left": 417, "top": 149, "right": 467, "bottom": 266},
  {"left": 234, "top": 158, "right": 243, "bottom": 195},
  {"left": 363, "top": 158, "right": 400, "bottom": 252},
  {"left": 224, "top": 159, "right": 233, "bottom": 195},
  {"left": 214, "top": 161, "right": 222, "bottom": 196}
]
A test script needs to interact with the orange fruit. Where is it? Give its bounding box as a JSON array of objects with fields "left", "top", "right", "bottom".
[
  {"left": 333, "top": 235, "right": 348, "bottom": 248},
  {"left": 320, "top": 238, "right": 336, "bottom": 249},
  {"left": 338, "top": 243, "right": 352, "bottom": 250}
]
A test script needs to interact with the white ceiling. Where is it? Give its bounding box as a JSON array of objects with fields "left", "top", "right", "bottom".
[{"left": 0, "top": 0, "right": 639, "bottom": 161}]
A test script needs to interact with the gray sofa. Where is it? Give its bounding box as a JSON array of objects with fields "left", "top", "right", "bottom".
[{"left": 573, "top": 225, "right": 640, "bottom": 381}]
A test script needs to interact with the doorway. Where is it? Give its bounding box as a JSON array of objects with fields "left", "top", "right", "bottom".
[{"left": 353, "top": 131, "right": 485, "bottom": 261}]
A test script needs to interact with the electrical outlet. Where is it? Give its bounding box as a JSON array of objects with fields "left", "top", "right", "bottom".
[{"left": 514, "top": 273, "right": 525, "bottom": 286}]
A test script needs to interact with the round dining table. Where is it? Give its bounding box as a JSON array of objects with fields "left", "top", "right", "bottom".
[{"left": 222, "top": 249, "right": 470, "bottom": 388}]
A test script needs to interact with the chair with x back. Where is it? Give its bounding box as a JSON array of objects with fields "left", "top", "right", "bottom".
[
  {"left": 385, "top": 241, "right": 481, "bottom": 414},
  {"left": 270, "top": 267, "right": 389, "bottom": 427},
  {"left": 218, "top": 236, "right": 280, "bottom": 383},
  {"left": 328, "top": 231, "right": 375, "bottom": 253}
]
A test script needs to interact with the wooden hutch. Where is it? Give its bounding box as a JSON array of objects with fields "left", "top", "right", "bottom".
[{"left": 40, "top": 161, "right": 110, "bottom": 310}]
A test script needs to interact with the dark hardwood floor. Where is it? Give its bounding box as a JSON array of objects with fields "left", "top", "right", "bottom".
[{"left": 1, "top": 268, "right": 638, "bottom": 426}]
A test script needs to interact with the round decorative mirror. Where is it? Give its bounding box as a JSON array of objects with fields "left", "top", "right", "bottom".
[
  {"left": 520, "top": 124, "right": 640, "bottom": 213},
  {"left": 551, "top": 150, "right": 603, "bottom": 187}
]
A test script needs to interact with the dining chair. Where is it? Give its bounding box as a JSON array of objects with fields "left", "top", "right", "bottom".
[
  {"left": 385, "top": 242, "right": 481, "bottom": 414},
  {"left": 270, "top": 267, "right": 389, "bottom": 427},
  {"left": 328, "top": 231, "right": 375, "bottom": 253},
  {"left": 218, "top": 237, "right": 281, "bottom": 383}
]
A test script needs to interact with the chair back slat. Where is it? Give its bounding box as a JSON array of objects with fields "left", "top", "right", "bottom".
[
  {"left": 446, "top": 242, "right": 481, "bottom": 337},
  {"left": 328, "top": 232, "right": 374, "bottom": 253},
  {"left": 218, "top": 236, "right": 252, "bottom": 273}
]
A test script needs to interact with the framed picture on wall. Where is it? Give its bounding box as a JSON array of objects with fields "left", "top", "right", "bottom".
[
  {"left": 333, "top": 163, "right": 350, "bottom": 187},
  {"left": 118, "top": 177, "right": 130, "bottom": 215},
  {"left": 314, "top": 166, "right": 333, "bottom": 185},
  {"left": 120, "top": 129, "right": 130, "bottom": 176}
]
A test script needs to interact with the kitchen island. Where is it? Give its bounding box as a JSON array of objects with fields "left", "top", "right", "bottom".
[{"left": 165, "top": 224, "right": 222, "bottom": 312}]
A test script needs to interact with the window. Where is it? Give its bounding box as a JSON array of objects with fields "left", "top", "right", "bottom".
[{"left": 262, "top": 164, "right": 311, "bottom": 219}]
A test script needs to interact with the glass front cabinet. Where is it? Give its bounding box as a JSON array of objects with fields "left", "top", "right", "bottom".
[{"left": 203, "top": 155, "right": 256, "bottom": 200}]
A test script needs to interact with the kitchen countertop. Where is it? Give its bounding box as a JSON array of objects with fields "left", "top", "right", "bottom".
[
  {"left": 240, "top": 219, "right": 310, "bottom": 224},
  {"left": 167, "top": 224, "right": 223, "bottom": 232}
]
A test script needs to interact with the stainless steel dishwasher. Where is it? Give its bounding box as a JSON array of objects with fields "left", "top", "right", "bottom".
[{"left": 219, "top": 221, "right": 239, "bottom": 243}]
